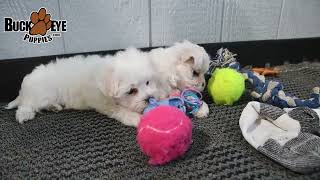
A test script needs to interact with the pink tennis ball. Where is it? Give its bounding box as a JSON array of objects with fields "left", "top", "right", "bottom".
[{"left": 137, "top": 106, "right": 192, "bottom": 165}]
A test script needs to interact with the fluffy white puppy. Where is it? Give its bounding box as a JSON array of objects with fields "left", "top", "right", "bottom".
[
  {"left": 149, "top": 40, "right": 210, "bottom": 118},
  {"left": 6, "top": 48, "right": 159, "bottom": 127}
]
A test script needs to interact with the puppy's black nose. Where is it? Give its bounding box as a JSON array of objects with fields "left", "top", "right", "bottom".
[
  {"left": 144, "top": 96, "right": 153, "bottom": 102},
  {"left": 202, "top": 82, "right": 205, "bottom": 87}
]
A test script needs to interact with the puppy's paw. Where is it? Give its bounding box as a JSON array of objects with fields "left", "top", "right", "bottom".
[
  {"left": 123, "top": 112, "right": 142, "bottom": 127},
  {"left": 16, "top": 106, "right": 35, "bottom": 123},
  {"left": 47, "top": 104, "right": 63, "bottom": 112},
  {"left": 195, "top": 102, "right": 209, "bottom": 118}
]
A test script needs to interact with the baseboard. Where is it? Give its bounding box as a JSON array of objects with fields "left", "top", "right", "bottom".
[{"left": 1, "top": 37, "right": 320, "bottom": 102}]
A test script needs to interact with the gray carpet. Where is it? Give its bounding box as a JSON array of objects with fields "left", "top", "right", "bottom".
[{"left": 1, "top": 62, "right": 320, "bottom": 179}]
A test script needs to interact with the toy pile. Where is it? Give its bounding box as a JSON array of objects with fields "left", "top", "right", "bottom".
[
  {"left": 138, "top": 88, "right": 204, "bottom": 165},
  {"left": 207, "top": 47, "right": 320, "bottom": 108},
  {"left": 136, "top": 47, "right": 320, "bottom": 172},
  {"left": 206, "top": 48, "right": 320, "bottom": 174}
]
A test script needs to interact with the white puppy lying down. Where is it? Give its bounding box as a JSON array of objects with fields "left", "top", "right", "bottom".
[
  {"left": 149, "top": 40, "right": 210, "bottom": 118},
  {"left": 7, "top": 48, "right": 160, "bottom": 127},
  {"left": 7, "top": 41, "right": 210, "bottom": 126}
]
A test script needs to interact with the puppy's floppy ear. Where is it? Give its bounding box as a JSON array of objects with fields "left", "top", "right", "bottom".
[
  {"left": 183, "top": 56, "right": 195, "bottom": 65},
  {"left": 180, "top": 49, "right": 203, "bottom": 70},
  {"left": 97, "top": 67, "right": 121, "bottom": 98},
  {"left": 180, "top": 51, "right": 195, "bottom": 66},
  {"left": 180, "top": 45, "right": 195, "bottom": 64}
]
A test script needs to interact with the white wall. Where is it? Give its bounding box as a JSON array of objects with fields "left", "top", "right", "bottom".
[{"left": 1, "top": 0, "right": 320, "bottom": 60}]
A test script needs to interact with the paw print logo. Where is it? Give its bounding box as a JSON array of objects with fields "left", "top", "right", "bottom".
[{"left": 29, "top": 8, "right": 52, "bottom": 36}]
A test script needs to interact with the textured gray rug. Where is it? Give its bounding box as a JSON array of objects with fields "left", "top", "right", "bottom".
[{"left": 1, "top": 62, "right": 320, "bottom": 179}]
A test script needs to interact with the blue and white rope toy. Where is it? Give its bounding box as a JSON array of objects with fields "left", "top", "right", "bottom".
[
  {"left": 180, "top": 88, "right": 203, "bottom": 116},
  {"left": 208, "top": 48, "right": 320, "bottom": 108},
  {"left": 143, "top": 88, "right": 203, "bottom": 117}
]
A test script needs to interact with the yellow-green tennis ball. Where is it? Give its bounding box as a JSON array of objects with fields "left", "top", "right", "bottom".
[{"left": 208, "top": 68, "right": 245, "bottom": 105}]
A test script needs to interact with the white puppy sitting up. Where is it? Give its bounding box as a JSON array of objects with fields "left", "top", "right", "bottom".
[
  {"left": 6, "top": 48, "right": 159, "bottom": 127},
  {"left": 149, "top": 40, "right": 210, "bottom": 118}
]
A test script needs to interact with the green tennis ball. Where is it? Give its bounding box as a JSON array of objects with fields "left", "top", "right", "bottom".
[{"left": 207, "top": 68, "right": 245, "bottom": 105}]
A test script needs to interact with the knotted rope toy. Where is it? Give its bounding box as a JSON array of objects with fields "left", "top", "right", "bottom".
[
  {"left": 143, "top": 88, "right": 203, "bottom": 117},
  {"left": 207, "top": 48, "right": 320, "bottom": 108}
]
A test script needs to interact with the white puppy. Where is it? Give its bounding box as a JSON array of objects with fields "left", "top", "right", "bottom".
[
  {"left": 149, "top": 40, "right": 210, "bottom": 118},
  {"left": 6, "top": 48, "right": 159, "bottom": 127}
]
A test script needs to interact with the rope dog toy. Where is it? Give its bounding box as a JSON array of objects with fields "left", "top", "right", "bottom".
[{"left": 143, "top": 88, "right": 203, "bottom": 116}]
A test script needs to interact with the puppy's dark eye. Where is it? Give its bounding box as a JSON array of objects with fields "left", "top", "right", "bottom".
[
  {"left": 146, "top": 81, "right": 149, "bottom": 86},
  {"left": 127, "top": 88, "right": 138, "bottom": 95},
  {"left": 193, "top": 70, "right": 200, "bottom": 77}
]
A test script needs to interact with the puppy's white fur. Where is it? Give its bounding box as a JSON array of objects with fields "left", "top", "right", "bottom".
[
  {"left": 7, "top": 48, "right": 159, "bottom": 127},
  {"left": 149, "top": 40, "right": 210, "bottom": 118}
]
